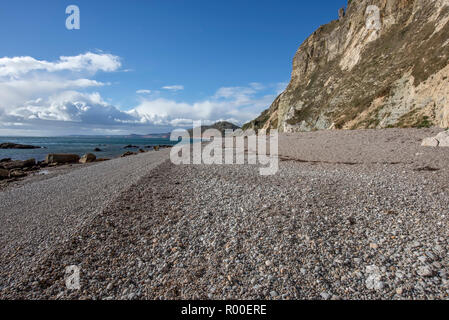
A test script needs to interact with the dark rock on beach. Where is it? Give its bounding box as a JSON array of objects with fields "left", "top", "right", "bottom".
[
  {"left": 94, "top": 148, "right": 102, "bottom": 152},
  {"left": 45, "top": 154, "right": 80, "bottom": 165},
  {"left": 124, "top": 145, "right": 139, "bottom": 149},
  {"left": 0, "top": 142, "right": 41, "bottom": 149},
  {"left": 144, "top": 145, "right": 172, "bottom": 150},
  {"left": 0, "top": 168, "right": 9, "bottom": 180},
  {"left": 0, "top": 159, "right": 41, "bottom": 182},
  {"left": 8, "top": 170, "right": 26, "bottom": 179},
  {"left": 1, "top": 159, "right": 36, "bottom": 170},
  {"left": 37, "top": 161, "right": 48, "bottom": 168},
  {"left": 121, "top": 151, "right": 137, "bottom": 157}
]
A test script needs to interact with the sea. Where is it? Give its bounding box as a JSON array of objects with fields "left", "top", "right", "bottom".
[{"left": 0, "top": 136, "right": 179, "bottom": 161}]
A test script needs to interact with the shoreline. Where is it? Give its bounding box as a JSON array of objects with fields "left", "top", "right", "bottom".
[
  {"left": 0, "top": 145, "right": 173, "bottom": 192},
  {"left": 0, "top": 128, "right": 448, "bottom": 299},
  {"left": 0, "top": 148, "right": 172, "bottom": 295}
]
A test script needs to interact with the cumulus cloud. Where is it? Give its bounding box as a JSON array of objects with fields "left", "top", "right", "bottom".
[
  {"left": 0, "top": 90, "right": 146, "bottom": 136},
  {"left": 0, "top": 52, "right": 121, "bottom": 78},
  {"left": 0, "top": 52, "right": 134, "bottom": 134},
  {"left": 8, "top": 91, "right": 134, "bottom": 123},
  {"left": 129, "top": 84, "right": 277, "bottom": 127},
  {"left": 162, "top": 85, "right": 184, "bottom": 91},
  {"left": 0, "top": 51, "right": 285, "bottom": 135}
]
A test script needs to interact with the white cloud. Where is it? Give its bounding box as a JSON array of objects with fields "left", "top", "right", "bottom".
[
  {"left": 0, "top": 52, "right": 121, "bottom": 78},
  {"left": 0, "top": 52, "right": 285, "bottom": 135},
  {"left": 249, "top": 82, "right": 265, "bottom": 90},
  {"left": 6, "top": 91, "right": 133, "bottom": 123},
  {"left": 129, "top": 84, "right": 277, "bottom": 127},
  {"left": 0, "top": 53, "right": 132, "bottom": 135},
  {"left": 162, "top": 85, "right": 184, "bottom": 91}
]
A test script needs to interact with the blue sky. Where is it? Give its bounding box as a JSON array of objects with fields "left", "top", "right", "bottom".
[{"left": 0, "top": 0, "right": 346, "bottom": 135}]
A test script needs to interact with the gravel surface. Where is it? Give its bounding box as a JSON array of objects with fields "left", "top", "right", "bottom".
[
  {"left": 0, "top": 149, "right": 170, "bottom": 293},
  {"left": 279, "top": 128, "right": 448, "bottom": 168},
  {"left": 0, "top": 163, "right": 95, "bottom": 192},
  {"left": 1, "top": 128, "right": 448, "bottom": 300}
]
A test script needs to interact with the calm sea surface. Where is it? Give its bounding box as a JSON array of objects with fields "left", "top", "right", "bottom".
[{"left": 0, "top": 136, "right": 178, "bottom": 161}]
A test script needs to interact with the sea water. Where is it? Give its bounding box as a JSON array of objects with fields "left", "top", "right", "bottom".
[{"left": 0, "top": 136, "right": 178, "bottom": 161}]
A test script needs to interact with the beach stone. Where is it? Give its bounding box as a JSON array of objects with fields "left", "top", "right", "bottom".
[
  {"left": 438, "top": 135, "right": 449, "bottom": 147},
  {"left": 121, "top": 151, "right": 137, "bottom": 157},
  {"left": 422, "top": 131, "right": 449, "bottom": 147},
  {"left": 435, "top": 131, "right": 449, "bottom": 140},
  {"left": 94, "top": 148, "right": 102, "bottom": 152},
  {"left": 417, "top": 266, "right": 433, "bottom": 277},
  {"left": 421, "top": 137, "right": 439, "bottom": 147},
  {"left": 2, "top": 159, "right": 36, "bottom": 170},
  {"left": 0, "top": 168, "right": 9, "bottom": 180},
  {"left": 80, "top": 153, "right": 96, "bottom": 164},
  {"left": 9, "top": 170, "right": 26, "bottom": 178},
  {"left": 46, "top": 154, "right": 80, "bottom": 164}
]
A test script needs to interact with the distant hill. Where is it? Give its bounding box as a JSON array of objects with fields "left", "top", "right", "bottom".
[{"left": 188, "top": 121, "right": 240, "bottom": 137}]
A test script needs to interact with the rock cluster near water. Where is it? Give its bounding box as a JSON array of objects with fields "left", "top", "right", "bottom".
[
  {"left": 0, "top": 158, "right": 40, "bottom": 181},
  {"left": 1, "top": 145, "right": 173, "bottom": 185}
]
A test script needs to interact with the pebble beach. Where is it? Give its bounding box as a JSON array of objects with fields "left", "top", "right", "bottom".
[{"left": 0, "top": 128, "right": 448, "bottom": 300}]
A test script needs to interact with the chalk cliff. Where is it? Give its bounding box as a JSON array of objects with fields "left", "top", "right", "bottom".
[{"left": 243, "top": 0, "right": 449, "bottom": 132}]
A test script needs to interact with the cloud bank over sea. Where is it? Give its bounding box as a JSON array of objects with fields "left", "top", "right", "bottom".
[{"left": 0, "top": 52, "right": 285, "bottom": 136}]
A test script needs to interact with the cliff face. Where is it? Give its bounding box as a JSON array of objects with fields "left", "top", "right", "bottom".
[{"left": 244, "top": 0, "right": 449, "bottom": 132}]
